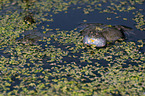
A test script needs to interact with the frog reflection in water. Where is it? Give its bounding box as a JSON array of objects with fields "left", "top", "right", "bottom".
[{"left": 79, "top": 23, "right": 133, "bottom": 47}]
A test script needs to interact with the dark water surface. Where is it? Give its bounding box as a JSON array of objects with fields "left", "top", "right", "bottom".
[
  {"left": 42, "top": 4, "right": 145, "bottom": 40},
  {"left": 0, "top": 0, "right": 145, "bottom": 72},
  {"left": 1, "top": 0, "right": 145, "bottom": 95}
]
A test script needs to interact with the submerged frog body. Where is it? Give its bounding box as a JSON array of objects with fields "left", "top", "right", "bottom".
[
  {"left": 79, "top": 23, "right": 132, "bottom": 47},
  {"left": 17, "top": 29, "right": 54, "bottom": 44},
  {"left": 24, "top": 14, "right": 35, "bottom": 24}
]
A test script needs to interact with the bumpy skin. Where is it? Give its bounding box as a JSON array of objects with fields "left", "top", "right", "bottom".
[
  {"left": 101, "top": 27, "right": 125, "bottom": 42},
  {"left": 79, "top": 23, "right": 131, "bottom": 47}
]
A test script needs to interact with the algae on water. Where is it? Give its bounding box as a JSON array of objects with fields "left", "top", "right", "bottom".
[{"left": 0, "top": 0, "right": 145, "bottom": 95}]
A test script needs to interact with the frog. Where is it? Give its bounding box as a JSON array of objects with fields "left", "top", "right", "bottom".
[{"left": 79, "top": 23, "right": 133, "bottom": 47}]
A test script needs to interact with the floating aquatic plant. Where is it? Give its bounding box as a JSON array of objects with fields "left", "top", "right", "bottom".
[{"left": 0, "top": 0, "right": 145, "bottom": 96}]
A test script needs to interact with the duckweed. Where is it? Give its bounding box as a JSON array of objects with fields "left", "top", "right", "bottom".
[{"left": 0, "top": 0, "right": 145, "bottom": 96}]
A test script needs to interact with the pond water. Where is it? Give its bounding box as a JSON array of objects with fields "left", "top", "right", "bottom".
[{"left": 0, "top": 0, "right": 145, "bottom": 95}]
